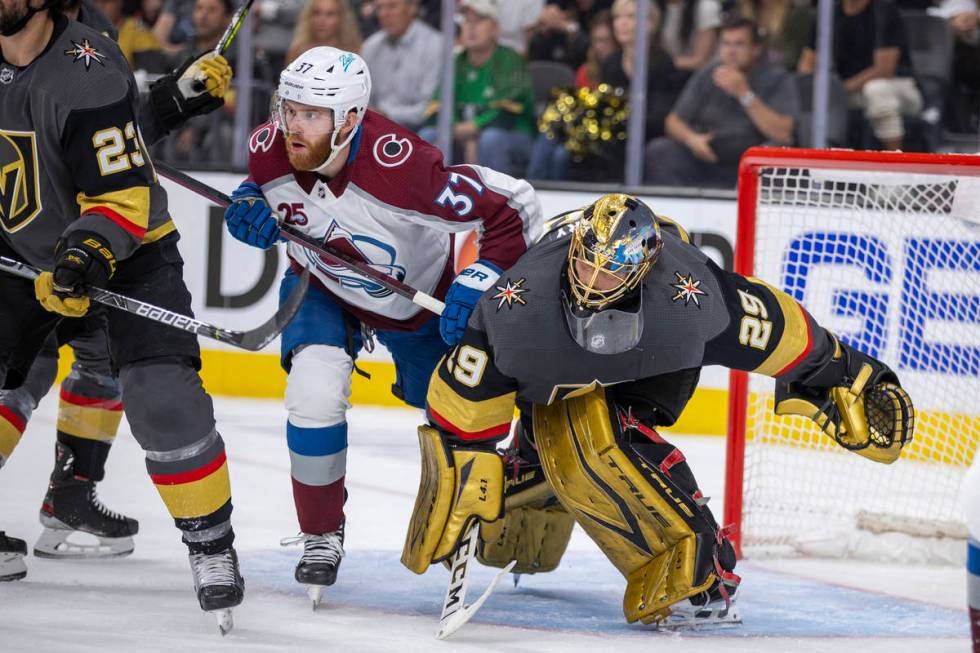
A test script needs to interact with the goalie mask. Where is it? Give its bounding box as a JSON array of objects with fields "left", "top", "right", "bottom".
[
  {"left": 563, "top": 194, "right": 663, "bottom": 355},
  {"left": 274, "top": 46, "right": 372, "bottom": 173}
]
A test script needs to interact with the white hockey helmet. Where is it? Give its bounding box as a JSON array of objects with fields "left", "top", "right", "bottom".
[{"left": 275, "top": 46, "right": 372, "bottom": 171}]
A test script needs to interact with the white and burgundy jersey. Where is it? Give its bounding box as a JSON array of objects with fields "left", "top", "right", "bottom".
[{"left": 247, "top": 111, "right": 542, "bottom": 331}]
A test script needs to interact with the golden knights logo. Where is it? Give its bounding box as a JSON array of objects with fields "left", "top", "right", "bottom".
[{"left": 0, "top": 131, "right": 42, "bottom": 233}]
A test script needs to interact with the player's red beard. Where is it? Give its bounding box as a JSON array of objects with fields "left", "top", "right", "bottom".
[{"left": 286, "top": 132, "right": 333, "bottom": 171}]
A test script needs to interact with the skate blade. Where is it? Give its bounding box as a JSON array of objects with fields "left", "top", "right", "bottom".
[
  {"left": 211, "top": 608, "right": 234, "bottom": 635},
  {"left": 306, "top": 585, "right": 323, "bottom": 610},
  {"left": 0, "top": 553, "right": 27, "bottom": 582},
  {"left": 657, "top": 604, "right": 742, "bottom": 630},
  {"left": 34, "top": 528, "right": 134, "bottom": 559}
]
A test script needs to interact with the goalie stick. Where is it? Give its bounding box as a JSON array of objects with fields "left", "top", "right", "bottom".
[
  {"left": 0, "top": 256, "right": 309, "bottom": 352},
  {"left": 154, "top": 163, "right": 516, "bottom": 637},
  {"left": 154, "top": 161, "right": 446, "bottom": 316}
]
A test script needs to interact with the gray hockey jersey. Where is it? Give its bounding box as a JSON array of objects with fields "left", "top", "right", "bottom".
[
  {"left": 425, "top": 216, "right": 833, "bottom": 443},
  {"left": 0, "top": 14, "right": 174, "bottom": 269}
]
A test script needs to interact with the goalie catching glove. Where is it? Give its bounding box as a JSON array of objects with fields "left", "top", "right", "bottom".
[{"left": 775, "top": 335, "right": 914, "bottom": 464}]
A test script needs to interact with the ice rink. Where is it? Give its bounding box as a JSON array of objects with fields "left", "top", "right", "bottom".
[{"left": 0, "top": 395, "right": 968, "bottom": 652}]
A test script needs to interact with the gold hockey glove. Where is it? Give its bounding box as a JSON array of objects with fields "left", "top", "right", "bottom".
[
  {"left": 35, "top": 231, "right": 116, "bottom": 318},
  {"left": 401, "top": 426, "right": 504, "bottom": 574},
  {"left": 181, "top": 52, "right": 232, "bottom": 99},
  {"left": 775, "top": 337, "right": 914, "bottom": 464}
]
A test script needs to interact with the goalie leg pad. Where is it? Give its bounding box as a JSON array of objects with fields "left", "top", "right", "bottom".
[
  {"left": 478, "top": 465, "right": 575, "bottom": 574},
  {"left": 401, "top": 426, "right": 504, "bottom": 574},
  {"left": 532, "top": 389, "right": 718, "bottom": 623}
]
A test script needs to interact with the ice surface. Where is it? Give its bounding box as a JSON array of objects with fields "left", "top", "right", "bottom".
[{"left": 0, "top": 396, "right": 967, "bottom": 652}]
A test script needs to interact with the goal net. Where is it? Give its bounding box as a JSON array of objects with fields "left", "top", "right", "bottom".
[{"left": 723, "top": 148, "right": 980, "bottom": 564}]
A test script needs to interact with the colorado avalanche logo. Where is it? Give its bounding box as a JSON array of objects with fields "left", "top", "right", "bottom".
[
  {"left": 304, "top": 221, "right": 407, "bottom": 298},
  {"left": 373, "top": 133, "right": 412, "bottom": 168},
  {"left": 249, "top": 123, "right": 277, "bottom": 154}
]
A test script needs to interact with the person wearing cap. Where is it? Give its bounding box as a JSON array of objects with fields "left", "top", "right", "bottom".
[{"left": 419, "top": 0, "right": 536, "bottom": 175}]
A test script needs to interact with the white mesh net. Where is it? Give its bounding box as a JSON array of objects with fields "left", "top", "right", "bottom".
[{"left": 738, "top": 161, "right": 980, "bottom": 563}]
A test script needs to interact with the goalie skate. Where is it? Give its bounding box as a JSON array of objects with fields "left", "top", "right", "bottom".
[
  {"left": 0, "top": 531, "right": 27, "bottom": 582},
  {"left": 189, "top": 547, "right": 245, "bottom": 635},
  {"left": 659, "top": 577, "right": 741, "bottom": 630},
  {"left": 34, "top": 443, "right": 138, "bottom": 559}
]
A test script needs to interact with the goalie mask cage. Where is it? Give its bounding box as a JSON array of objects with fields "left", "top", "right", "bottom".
[{"left": 723, "top": 147, "right": 980, "bottom": 562}]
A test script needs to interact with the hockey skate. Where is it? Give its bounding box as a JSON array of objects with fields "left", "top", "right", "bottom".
[
  {"left": 280, "top": 524, "right": 344, "bottom": 610},
  {"left": 34, "top": 443, "right": 139, "bottom": 559},
  {"left": 659, "top": 572, "right": 741, "bottom": 630},
  {"left": 189, "top": 547, "right": 245, "bottom": 635},
  {"left": 0, "top": 531, "right": 27, "bottom": 581}
]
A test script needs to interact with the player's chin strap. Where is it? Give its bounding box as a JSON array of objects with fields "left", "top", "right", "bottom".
[
  {"left": 1, "top": 0, "right": 55, "bottom": 36},
  {"left": 312, "top": 123, "right": 359, "bottom": 175}
]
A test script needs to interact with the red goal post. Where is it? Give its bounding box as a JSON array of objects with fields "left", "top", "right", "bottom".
[{"left": 723, "top": 147, "right": 980, "bottom": 561}]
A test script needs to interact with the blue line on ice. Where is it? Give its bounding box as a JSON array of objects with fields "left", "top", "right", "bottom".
[{"left": 244, "top": 550, "right": 966, "bottom": 638}]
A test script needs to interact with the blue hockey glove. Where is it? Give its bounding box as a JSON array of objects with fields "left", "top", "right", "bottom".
[
  {"left": 224, "top": 181, "right": 282, "bottom": 249},
  {"left": 440, "top": 259, "right": 502, "bottom": 345}
]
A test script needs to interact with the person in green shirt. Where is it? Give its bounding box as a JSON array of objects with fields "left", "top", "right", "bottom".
[{"left": 419, "top": 0, "right": 536, "bottom": 175}]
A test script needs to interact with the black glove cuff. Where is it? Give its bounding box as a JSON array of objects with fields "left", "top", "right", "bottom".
[
  {"left": 53, "top": 230, "right": 116, "bottom": 292},
  {"left": 149, "top": 56, "right": 225, "bottom": 134}
]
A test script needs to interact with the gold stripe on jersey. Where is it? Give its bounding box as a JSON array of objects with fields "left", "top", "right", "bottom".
[
  {"left": 428, "top": 370, "right": 516, "bottom": 441},
  {"left": 76, "top": 186, "right": 150, "bottom": 237},
  {"left": 748, "top": 277, "right": 813, "bottom": 377},
  {"left": 143, "top": 219, "right": 176, "bottom": 244},
  {"left": 654, "top": 214, "right": 691, "bottom": 243}
]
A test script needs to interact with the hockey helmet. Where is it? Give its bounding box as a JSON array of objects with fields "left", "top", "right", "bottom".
[
  {"left": 562, "top": 194, "right": 662, "bottom": 355},
  {"left": 567, "top": 193, "right": 662, "bottom": 311},
  {"left": 274, "top": 46, "right": 372, "bottom": 172}
]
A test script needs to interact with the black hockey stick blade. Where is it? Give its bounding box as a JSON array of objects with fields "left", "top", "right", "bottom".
[
  {"left": 213, "top": 0, "right": 255, "bottom": 56},
  {"left": 0, "top": 256, "right": 308, "bottom": 352},
  {"left": 225, "top": 267, "right": 309, "bottom": 350}
]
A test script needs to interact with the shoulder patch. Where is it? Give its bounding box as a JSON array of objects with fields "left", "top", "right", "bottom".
[
  {"left": 491, "top": 277, "right": 529, "bottom": 311},
  {"left": 670, "top": 271, "right": 708, "bottom": 308},
  {"left": 249, "top": 122, "right": 278, "bottom": 154},
  {"left": 64, "top": 39, "right": 107, "bottom": 70},
  {"left": 372, "top": 133, "right": 413, "bottom": 168}
]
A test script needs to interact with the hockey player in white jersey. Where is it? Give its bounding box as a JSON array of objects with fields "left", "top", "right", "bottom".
[{"left": 223, "top": 46, "right": 542, "bottom": 606}]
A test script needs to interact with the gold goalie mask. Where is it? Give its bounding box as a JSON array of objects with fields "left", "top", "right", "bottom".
[{"left": 563, "top": 194, "right": 664, "bottom": 355}]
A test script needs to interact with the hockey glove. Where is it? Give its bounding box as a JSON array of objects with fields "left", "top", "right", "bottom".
[
  {"left": 35, "top": 231, "right": 117, "bottom": 318},
  {"left": 224, "top": 181, "right": 282, "bottom": 249},
  {"left": 440, "top": 260, "right": 502, "bottom": 345},
  {"left": 149, "top": 52, "right": 232, "bottom": 134},
  {"left": 774, "top": 336, "right": 915, "bottom": 464}
]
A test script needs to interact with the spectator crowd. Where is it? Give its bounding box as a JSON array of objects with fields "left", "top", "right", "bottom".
[{"left": 105, "top": 0, "right": 980, "bottom": 187}]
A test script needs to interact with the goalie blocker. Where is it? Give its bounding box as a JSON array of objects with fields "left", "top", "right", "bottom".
[{"left": 402, "top": 193, "right": 916, "bottom": 627}]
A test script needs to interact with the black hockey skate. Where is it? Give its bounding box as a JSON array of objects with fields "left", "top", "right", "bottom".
[
  {"left": 34, "top": 442, "right": 139, "bottom": 559},
  {"left": 661, "top": 568, "right": 742, "bottom": 629},
  {"left": 0, "top": 531, "right": 27, "bottom": 581},
  {"left": 281, "top": 524, "right": 345, "bottom": 609},
  {"left": 189, "top": 546, "right": 245, "bottom": 635}
]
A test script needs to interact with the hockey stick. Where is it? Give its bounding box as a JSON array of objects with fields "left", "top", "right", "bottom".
[
  {"left": 213, "top": 0, "right": 255, "bottom": 56},
  {"left": 154, "top": 161, "right": 446, "bottom": 316},
  {"left": 436, "top": 524, "right": 516, "bottom": 640},
  {"left": 0, "top": 256, "right": 309, "bottom": 352},
  {"left": 155, "top": 163, "right": 515, "bottom": 637}
]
